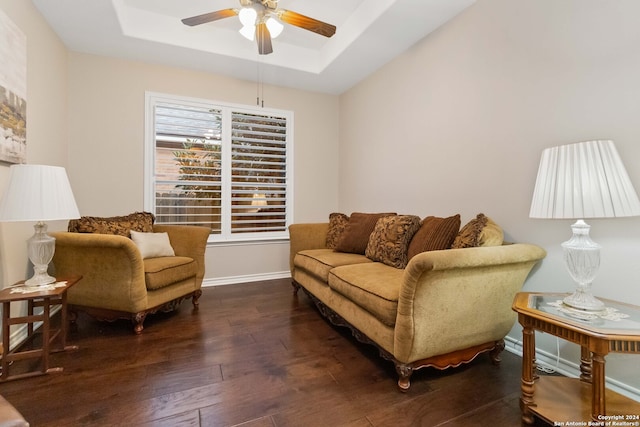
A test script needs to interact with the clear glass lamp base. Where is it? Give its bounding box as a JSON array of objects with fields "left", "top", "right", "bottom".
[
  {"left": 561, "top": 219, "right": 605, "bottom": 312},
  {"left": 563, "top": 288, "right": 605, "bottom": 312},
  {"left": 25, "top": 221, "right": 57, "bottom": 287}
]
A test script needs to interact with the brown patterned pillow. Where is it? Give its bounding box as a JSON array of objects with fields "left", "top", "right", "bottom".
[
  {"left": 326, "top": 213, "right": 349, "bottom": 249},
  {"left": 68, "top": 212, "right": 155, "bottom": 237},
  {"left": 407, "top": 214, "right": 461, "bottom": 260},
  {"left": 335, "top": 212, "right": 396, "bottom": 254},
  {"left": 451, "top": 213, "right": 504, "bottom": 249},
  {"left": 365, "top": 215, "right": 421, "bottom": 268}
]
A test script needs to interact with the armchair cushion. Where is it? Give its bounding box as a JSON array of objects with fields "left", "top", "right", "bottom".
[
  {"left": 130, "top": 231, "right": 175, "bottom": 259},
  {"left": 143, "top": 256, "right": 197, "bottom": 290}
]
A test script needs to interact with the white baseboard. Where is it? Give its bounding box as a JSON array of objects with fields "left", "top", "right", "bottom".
[
  {"left": 202, "top": 271, "right": 291, "bottom": 287},
  {"left": 504, "top": 335, "right": 640, "bottom": 402}
]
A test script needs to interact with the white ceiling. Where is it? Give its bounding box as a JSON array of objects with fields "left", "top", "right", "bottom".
[{"left": 32, "top": 0, "right": 476, "bottom": 94}]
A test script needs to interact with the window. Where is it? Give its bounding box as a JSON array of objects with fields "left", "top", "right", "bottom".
[{"left": 145, "top": 92, "right": 293, "bottom": 242}]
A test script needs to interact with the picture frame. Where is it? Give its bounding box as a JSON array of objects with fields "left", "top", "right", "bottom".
[{"left": 0, "top": 9, "right": 27, "bottom": 164}]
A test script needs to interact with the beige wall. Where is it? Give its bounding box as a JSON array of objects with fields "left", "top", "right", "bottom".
[
  {"left": 66, "top": 53, "right": 340, "bottom": 281},
  {"left": 339, "top": 0, "right": 640, "bottom": 397},
  {"left": 0, "top": 0, "right": 69, "bottom": 289}
]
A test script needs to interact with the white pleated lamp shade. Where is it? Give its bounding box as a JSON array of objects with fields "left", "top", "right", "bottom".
[
  {"left": 0, "top": 164, "right": 80, "bottom": 222},
  {"left": 530, "top": 140, "right": 640, "bottom": 219}
]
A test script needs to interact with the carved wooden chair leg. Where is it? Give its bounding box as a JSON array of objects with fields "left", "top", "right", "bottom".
[
  {"left": 395, "top": 362, "right": 414, "bottom": 392},
  {"left": 489, "top": 339, "right": 506, "bottom": 365},
  {"left": 133, "top": 312, "right": 147, "bottom": 335},
  {"left": 68, "top": 308, "right": 79, "bottom": 332},
  {"left": 291, "top": 280, "right": 301, "bottom": 296},
  {"left": 192, "top": 289, "right": 202, "bottom": 310}
]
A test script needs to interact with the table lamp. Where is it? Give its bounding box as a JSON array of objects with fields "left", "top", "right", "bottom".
[
  {"left": 529, "top": 140, "right": 640, "bottom": 311},
  {"left": 0, "top": 164, "right": 80, "bottom": 287}
]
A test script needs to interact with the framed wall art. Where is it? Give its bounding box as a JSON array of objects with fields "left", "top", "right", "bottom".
[{"left": 0, "top": 9, "right": 26, "bottom": 164}]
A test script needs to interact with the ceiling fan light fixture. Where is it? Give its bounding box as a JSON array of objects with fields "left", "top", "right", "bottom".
[
  {"left": 265, "top": 16, "right": 283, "bottom": 38},
  {"left": 239, "top": 24, "right": 255, "bottom": 41},
  {"left": 238, "top": 7, "right": 257, "bottom": 27}
]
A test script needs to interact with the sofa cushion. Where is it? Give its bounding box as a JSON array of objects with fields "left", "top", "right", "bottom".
[
  {"left": 326, "top": 212, "right": 350, "bottom": 249},
  {"left": 143, "top": 256, "right": 197, "bottom": 290},
  {"left": 365, "top": 215, "right": 421, "bottom": 268},
  {"left": 335, "top": 212, "right": 396, "bottom": 254},
  {"left": 294, "top": 249, "right": 372, "bottom": 282},
  {"left": 68, "top": 212, "right": 155, "bottom": 236},
  {"left": 328, "top": 263, "right": 404, "bottom": 327},
  {"left": 407, "top": 214, "right": 461, "bottom": 260},
  {"left": 451, "top": 213, "right": 504, "bottom": 249},
  {"left": 130, "top": 231, "right": 175, "bottom": 259}
]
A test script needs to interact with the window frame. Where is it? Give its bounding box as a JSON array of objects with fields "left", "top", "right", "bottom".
[{"left": 144, "top": 91, "right": 294, "bottom": 244}]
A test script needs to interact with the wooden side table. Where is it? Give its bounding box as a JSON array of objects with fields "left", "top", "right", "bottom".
[
  {"left": 0, "top": 276, "right": 81, "bottom": 382},
  {"left": 513, "top": 292, "right": 640, "bottom": 424}
]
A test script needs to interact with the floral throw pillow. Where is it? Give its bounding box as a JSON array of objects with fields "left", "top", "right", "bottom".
[
  {"left": 68, "top": 212, "right": 155, "bottom": 237},
  {"left": 326, "top": 213, "right": 349, "bottom": 249},
  {"left": 451, "top": 213, "right": 503, "bottom": 249},
  {"left": 365, "top": 215, "right": 422, "bottom": 269}
]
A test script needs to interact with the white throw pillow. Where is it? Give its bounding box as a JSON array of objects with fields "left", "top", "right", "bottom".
[{"left": 130, "top": 231, "right": 175, "bottom": 259}]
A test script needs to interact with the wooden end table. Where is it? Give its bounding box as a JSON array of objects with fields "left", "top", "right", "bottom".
[
  {"left": 513, "top": 292, "right": 640, "bottom": 425},
  {"left": 0, "top": 276, "right": 81, "bottom": 382}
]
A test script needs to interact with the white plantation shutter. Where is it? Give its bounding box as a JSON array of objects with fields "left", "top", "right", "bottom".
[
  {"left": 231, "top": 111, "right": 288, "bottom": 234},
  {"left": 145, "top": 93, "right": 292, "bottom": 241}
]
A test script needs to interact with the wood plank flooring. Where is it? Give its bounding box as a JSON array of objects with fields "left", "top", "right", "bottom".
[{"left": 0, "top": 278, "right": 550, "bottom": 426}]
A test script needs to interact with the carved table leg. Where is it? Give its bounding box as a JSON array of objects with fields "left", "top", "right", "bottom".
[
  {"left": 580, "top": 346, "right": 592, "bottom": 383},
  {"left": 520, "top": 324, "right": 536, "bottom": 425},
  {"left": 591, "top": 352, "right": 606, "bottom": 421}
]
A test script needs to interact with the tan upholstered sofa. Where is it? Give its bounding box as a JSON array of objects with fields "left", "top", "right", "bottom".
[
  {"left": 289, "top": 212, "right": 546, "bottom": 390},
  {"left": 51, "top": 212, "right": 209, "bottom": 334}
]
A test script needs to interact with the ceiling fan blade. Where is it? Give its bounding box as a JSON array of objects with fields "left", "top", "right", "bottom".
[
  {"left": 278, "top": 10, "right": 336, "bottom": 38},
  {"left": 256, "top": 23, "right": 273, "bottom": 55},
  {"left": 182, "top": 9, "right": 238, "bottom": 26}
]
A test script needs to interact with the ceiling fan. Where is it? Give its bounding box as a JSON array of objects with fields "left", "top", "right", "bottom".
[{"left": 181, "top": 0, "right": 337, "bottom": 55}]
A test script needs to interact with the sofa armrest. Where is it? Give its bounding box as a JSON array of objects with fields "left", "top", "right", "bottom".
[
  {"left": 153, "top": 224, "right": 210, "bottom": 288},
  {"left": 51, "top": 231, "right": 148, "bottom": 313},
  {"left": 394, "top": 243, "right": 546, "bottom": 362},
  {"left": 288, "top": 223, "right": 329, "bottom": 274}
]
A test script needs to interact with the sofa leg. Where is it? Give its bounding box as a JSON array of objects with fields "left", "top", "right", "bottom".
[
  {"left": 291, "top": 280, "right": 301, "bottom": 296},
  {"left": 192, "top": 289, "right": 202, "bottom": 310},
  {"left": 133, "top": 312, "right": 147, "bottom": 335},
  {"left": 68, "top": 308, "right": 78, "bottom": 332},
  {"left": 489, "top": 339, "right": 505, "bottom": 365},
  {"left": 395, "top": 363, "right": 413, "bottom": 392}
]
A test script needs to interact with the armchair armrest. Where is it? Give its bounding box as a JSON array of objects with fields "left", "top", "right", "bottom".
[{"left": 51, "top": 231, "right": 148, "bottom": 313}]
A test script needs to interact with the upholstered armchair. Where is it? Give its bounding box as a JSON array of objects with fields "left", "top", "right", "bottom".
[{"left": 51, "top": 212, "right": 209, "bottom": 334}]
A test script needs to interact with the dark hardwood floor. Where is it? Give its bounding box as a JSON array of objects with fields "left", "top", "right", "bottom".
[{"left": 0, "top": 278, "right": 551, "bottom": 426}]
